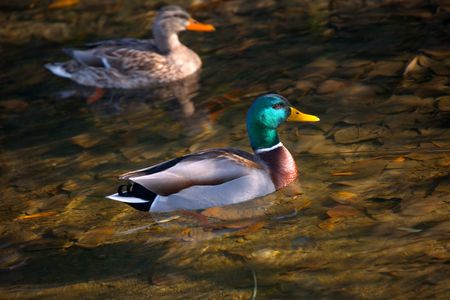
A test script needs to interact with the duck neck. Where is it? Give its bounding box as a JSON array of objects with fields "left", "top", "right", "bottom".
[
  {"left": 255, "top": 143, "right": 298, "bottom": 189},
  {"left": 248, "top": 126, "right": 298, "bottom": 189},
  {"left": 247, "top": 123, "right": 280, "bottom": 151},
  {"left": 154, "top": 30, "right": 182, "bottom": 54}
]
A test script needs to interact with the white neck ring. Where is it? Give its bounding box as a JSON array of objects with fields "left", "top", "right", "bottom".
[{"left": 255, "top": 142, "right": 283, "bottom": 154}]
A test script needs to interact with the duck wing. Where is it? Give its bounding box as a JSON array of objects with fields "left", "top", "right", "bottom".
[
  {"left": 85, "top": 38, "right": 157, "bottom": 51},
  {"left": 62, "top": 46, "right": 169, "bottom": 74},
  {"left": 119, "top": 148, "right": 265, "bottom": 196}
]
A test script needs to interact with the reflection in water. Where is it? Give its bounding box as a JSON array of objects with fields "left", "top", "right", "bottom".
[
  {"left": 0, "top": 0, "right": 450, "bottom": 299},
  {"left": 86, "top": 71, "right": 201, "bottom": 118}
]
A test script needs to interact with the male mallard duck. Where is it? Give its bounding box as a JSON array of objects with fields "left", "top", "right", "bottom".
[
  {"left": 107, "top": 93, "right": 319, "bottom": 212},
  {"left": 45, "top": 6, "right": 215, "bottom": 89}
]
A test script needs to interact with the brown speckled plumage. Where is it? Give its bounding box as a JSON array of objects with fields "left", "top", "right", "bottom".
[{"left": 45, "top": 6, "right": 212, "bottom": 89}]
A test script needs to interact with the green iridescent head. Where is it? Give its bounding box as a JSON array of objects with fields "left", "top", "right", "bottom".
[{"left": 246, "top": 93, "right": 320, "bottom": 150}]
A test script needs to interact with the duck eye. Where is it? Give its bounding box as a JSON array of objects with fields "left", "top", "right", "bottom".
[
  {"left": 272, "top": 103, "right": 284, "bottom": 109},
  {"left": 174, "top": 13, "right": 189, "bottom": 20}
]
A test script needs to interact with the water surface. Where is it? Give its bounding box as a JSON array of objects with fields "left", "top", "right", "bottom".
[{"left": 1, "top": 0, "right": 449, "bottom": 299}]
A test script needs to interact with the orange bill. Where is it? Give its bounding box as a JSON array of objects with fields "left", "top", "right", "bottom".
[{"left": 186, "top": 18, "right": 215, "bottom": 32}]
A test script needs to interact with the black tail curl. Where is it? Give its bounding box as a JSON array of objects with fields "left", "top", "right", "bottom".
[{"left": 117, "top": 183, "right": 156, "bottom": 212}]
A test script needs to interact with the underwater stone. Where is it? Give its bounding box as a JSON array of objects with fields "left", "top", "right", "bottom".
[
  {"left": 333, "top": 126, "right": 381, "bottom": 144},
  {"left": 71, "top": 133, "right": 101, "bottom": 149},
  {"left": 0, "top": 99, "right": 29, "bottom": 112},
  {"left": 367, "top": 61, "right": 404, "bottom": 77},
  {"left": 437, "top": 96, "right": 450, "bottom": 111},
  {"left": 326, "top": 205, "right": 360, "bottom": 218}
]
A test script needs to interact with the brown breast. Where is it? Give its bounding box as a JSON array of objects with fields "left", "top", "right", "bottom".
[{"left": 256, "top": 145, "right": 298, "bottom": 190}]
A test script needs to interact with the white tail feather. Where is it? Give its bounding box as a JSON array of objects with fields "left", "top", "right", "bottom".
[
  {"left": 45, "top": 63, "right": 72, "bottom": 78},
  {"left": 106, "top": 193, "right": 150, "bottom": 204}
]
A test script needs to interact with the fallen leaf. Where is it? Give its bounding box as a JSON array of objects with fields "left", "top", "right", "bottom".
[
  {"left": 393, "top": 156, "right": 406, "bottom": 163},
  {"left": 181, "top": 228, "right": 192, "bottom": 236},
  {"left": 331, "top": 171, "right": 356, "bottom": 176},
  {"left": 436, "top": 158, "right": 450, "bottom": 167},
  {"left": 403, "top": 56, "right": 420, "bottom": 76},
  {"left": 15, "top": 211, "right": 57, "bottom": 220},
  {"left": 318, "top": 218, "right": 342, "bottom": 231},
  {"left": 49, "top": 0, "right": 79, "bottom": 9}
]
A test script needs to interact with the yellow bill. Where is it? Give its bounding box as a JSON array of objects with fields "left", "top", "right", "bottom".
[
  {"left": 186, "top": 18, "right": 215, "bottom": 32},
  {"left": 287, "top": 107, "right": 320, "bottom": 122}
]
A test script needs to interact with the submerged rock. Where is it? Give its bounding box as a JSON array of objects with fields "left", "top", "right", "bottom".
[
  {"left": 333, "top": 126, "right": 384, "bottom": 144},
  {"left": 437, "top": 96, "right": 450, "bottom": 112},
  {"left": 367, "top": 60, "right": 404, "bottom": 77},
  {"left": 71, "top": 133, "right": 102, "bottom": 149},
  {"left": 76, "top": 226, "right": 115, "bottom": 248},
  {"left": 326, "top": 205, "right": 360, "bottom": 218},
  {"left": 0, "top": 99, "right": 29, "bottom": 112},
  {"left": 295, "top": 80, "right": 316, "bottom": 94},
  {"left": 297, "top": 58, "right": 338, "bottom": 82},
  {"left": 316, "top": 79, "right": 379, "bottom": 99},
  {"left": 331, "top": 191, "right": 360, "bottom": 204}
]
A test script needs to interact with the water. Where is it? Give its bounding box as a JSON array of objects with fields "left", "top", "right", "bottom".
[{"left": 1, "top": 0, "right": 449, "bottom": 299}]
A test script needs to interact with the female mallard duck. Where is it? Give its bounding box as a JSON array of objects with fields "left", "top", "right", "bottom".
[
  {"left": 107, "top": 93, "right": 320, "bottom": 212},
  {"left": 45, "top": 6, "right": 215, "bottom": 88}
]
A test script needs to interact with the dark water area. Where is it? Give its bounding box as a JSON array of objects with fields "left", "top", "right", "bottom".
[{"left": 1, "top": 0, "right": 449, "bottom": 299}]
